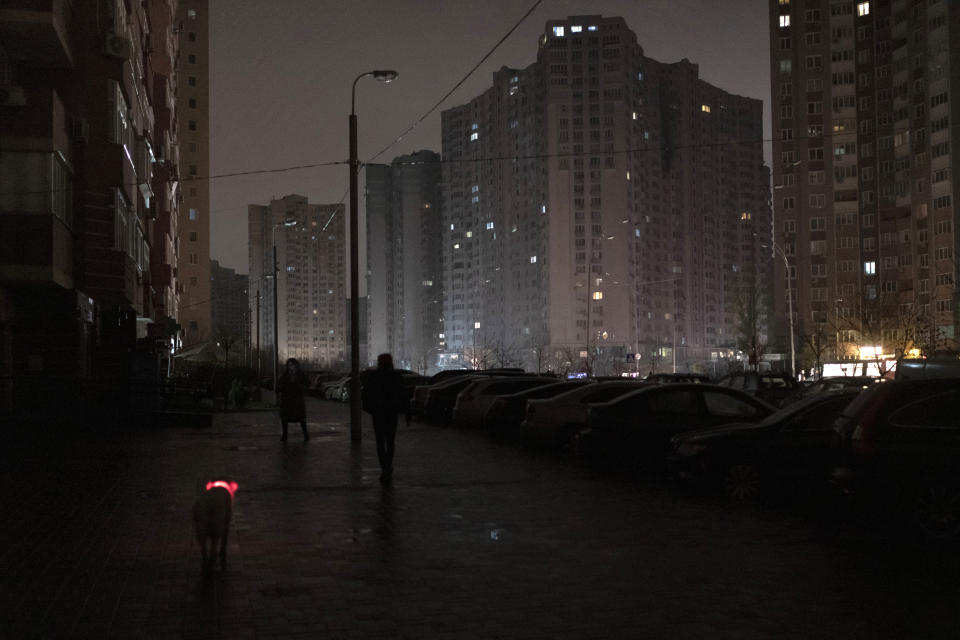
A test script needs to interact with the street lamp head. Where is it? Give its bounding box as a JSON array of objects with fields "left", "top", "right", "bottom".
[{"left": 373, "top": 69, "right": 398, "bottom": 83}]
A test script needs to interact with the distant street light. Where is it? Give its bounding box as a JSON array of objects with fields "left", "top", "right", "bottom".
[
  {"left": 349, "top": 69, "right": 398, "bottom": 443},
  {"left": 273, "top": 218, "right": 297, "bottom": 404}
]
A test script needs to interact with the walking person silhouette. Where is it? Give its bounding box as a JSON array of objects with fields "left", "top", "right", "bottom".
[
  {"left": 278, "top": 358, "right": 309, "bottom": 441},
  {"left": 362, "top": 353, "right": 410, "bottom": 483}
]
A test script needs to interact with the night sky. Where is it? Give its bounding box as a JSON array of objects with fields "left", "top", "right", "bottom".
[{"left": 209, "top": 0, "right": 770, "bottom": 275}]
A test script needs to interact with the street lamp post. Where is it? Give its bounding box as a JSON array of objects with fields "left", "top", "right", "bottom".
[
  {"left": 273, "top": 219, "right": 297, "bottom": 404},
  {"left": 766, "top": 242, "right": 796, "bottom": 377},
  {"left": 349, "top": 69, "right": 398, "bottom": 443}
]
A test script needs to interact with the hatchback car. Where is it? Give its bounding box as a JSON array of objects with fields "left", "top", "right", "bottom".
[
  {"left": 451, "top": 377, "right": 557, "bottom": 428},
  {"left": 578, "top": 384, "right": 775, "bottom": 467},
  {"left": 832, "top": 377, "right": 960, "bottom": 538},
  {"left": 671, "top": 388, "right": 861, "bottom": 502},
  {"left": 521, "top": 380, "right": 648, "bottom": 450}
]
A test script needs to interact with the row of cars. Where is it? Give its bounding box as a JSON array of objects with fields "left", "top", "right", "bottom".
[{"left": 409, "top": 365, "right": 960, "bottom": 539}]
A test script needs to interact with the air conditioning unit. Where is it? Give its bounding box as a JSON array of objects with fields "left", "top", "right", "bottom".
[
  {"left": 0, "top": 85, "right": 26, "bottom": 106},
  {"left": 69, "top": 117, "right": 90, "bottom": 143},
  {"left": 104, "top": 34, "right": 132, "bottom": 60}
]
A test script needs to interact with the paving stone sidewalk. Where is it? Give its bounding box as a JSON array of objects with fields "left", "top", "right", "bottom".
[{"left": 2, "top": 397, "right": 958, "bottom": 639}]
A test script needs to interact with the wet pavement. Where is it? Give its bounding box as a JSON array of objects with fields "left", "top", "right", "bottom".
[{"left": 2, "top": 396, "right": 959, "bottom": 639}]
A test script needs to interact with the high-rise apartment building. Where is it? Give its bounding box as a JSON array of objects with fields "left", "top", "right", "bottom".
[
  {"left": 441, "top": 16, "right": 771, "bottom": 374},
  {"left": 211, "top": 259, "right": 249, "bottom": 338},
  {"left": 0, "top": 0, "right": 181, "bottom": 419},
  {"left": 249, "top": 195, "right": 346, "bottom": 368},
  {"left": 770, "top": 0, "right": 959, "bottom": 364},
  {"left": 366, "top": 150, "right": 443, "bottom": 373},
  {"left": 177, "top": 0, "right": 211, "bottom": 347}
]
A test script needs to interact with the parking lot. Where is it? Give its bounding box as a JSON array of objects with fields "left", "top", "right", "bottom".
[{"left": 3, "top": 395, "right": 959, "bottom": 639}]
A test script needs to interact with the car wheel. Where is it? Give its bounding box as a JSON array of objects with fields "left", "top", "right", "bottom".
[
  {"left": 912, "top": 478, "right": 960, "bottom": 539},
  {"left": 723, "top": 463, "right": 762, "bottom": 504}
]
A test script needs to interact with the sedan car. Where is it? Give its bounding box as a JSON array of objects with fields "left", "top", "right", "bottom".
[
  {"left": 481, "top": 380, "right": 591, "bottom": 435},
  {"left": 521, "top": 380, "right": 648, "bottom": 451},
  {"left": 578, "top": 384, "right": 776, "bottom": 468},
  {"left": 451, "top": 377, "right": 557, "bottom": 428},
  {"left": 670, "top": 388, "right": 861, "bottom": 503}
]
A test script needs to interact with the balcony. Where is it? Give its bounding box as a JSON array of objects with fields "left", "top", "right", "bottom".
[
  {"left": 0, "top": 0, "right": 73, "bottom": 68},
  {"left": 0, "top": 149, "right": 73, "bottom": 288}
]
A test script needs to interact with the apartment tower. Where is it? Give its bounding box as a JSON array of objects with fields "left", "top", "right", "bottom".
[
  {"left": 249, "top": 195, "right": 346, "bottom": 369},
  {"left": 177, "top": 0, "right": 211, "bottom": 346},
  {"left": 441, "top": 16, "right": 771, "bottom": 374},
  {"left": 366, "top": 150, "right": 443, "bottom": 373},
  {"left": 769, "top": 0, "right": 959, "bottom": 363}
]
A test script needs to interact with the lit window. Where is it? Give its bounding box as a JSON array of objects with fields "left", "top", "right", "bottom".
[
  {"left": 450, "top": 223, "right": 454, "bottom": 230},
  {"left": 471, "top": 195, "right": 479, "bottom": 203},
  {"left": 454, "top": 243, "right": 460, "bottom": 249},
  {"left": 592, "top": 291, "right": 603, "bottom": 300},
  {"left": 486, "top": 222, "right": 494, "bottom": 230},
  {"left": 471, "top": 123, "right": 478, "bottom": 130},
  {"left": 187, "top": 8, "right": 196, "bottom": 19},
  {"left": 701, "top": 104, "right": 711, "bottom": 113},
  {"left": 474, "top": 321, "right": 481, "bottom": 329},
  {"left": 471, "top": 185, "right": 479, "bottom": 192},
  {"left": 857, "top": 2, "right": 869, "bottom": 16},
  {"left": 587, "top": 25, "right": 597, "bottom": 31},
  {"left": 632, "top": 111, "right": 637, "bottom": 120},
  {"left": 530, "top": 256, "right": 537, "bottom": 264},
  {"left": 470, "top": 132, "right": 478, "bottom": 141},
  {"left": 422, "top": 280, "right": 433, "bottom": 286},
  {"left": 541, "top": 204, "right": 547, "bottom": 213},
  {"left": 438, "top": 333, "right": 445, "bottom": 339},
  {"left": 552, "top": 26, "right": 565, "bottom": 37},
  {"left": 626, "top": 171, "right": 630, "bottom": 181},
  {"left": 637, "top": 72, "right": 643, "bottom": 81},
  {"left": 571, "top": 25, "right": 582, "bottom": 33},
  {"left": 509, "top": 86, "right": 518, "bottom": 96},
  {"left": 189, "top": 208, "right": 198, "bottom": 220},
  {"left": 312, "top": 309, "right": 318, "bottom": 315},
  {"left": 779, "top": 15, "right": 790, "bottom": 27},
  {"left": 466, "top": 231, "right": 473, "bottom": 238},
  {"left": 864, "top": 261, "right": 876, "bottom": 275}
]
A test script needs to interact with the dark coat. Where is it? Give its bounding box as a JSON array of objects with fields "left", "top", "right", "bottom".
[
  {"left": 278, "top": 370, "right": 308, "bottom": 422},
  {"left": 361, "top": 369, "right": 408, "bottom": 419}
]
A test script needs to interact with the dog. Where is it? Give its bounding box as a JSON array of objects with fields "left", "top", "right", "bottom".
[{"left": 193, "top": 479, "right": 238, "bottom": 572}]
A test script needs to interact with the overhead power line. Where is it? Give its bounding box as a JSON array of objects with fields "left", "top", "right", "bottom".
[{"left": 365, "top": 0, "right": 544, "bottom": 165}]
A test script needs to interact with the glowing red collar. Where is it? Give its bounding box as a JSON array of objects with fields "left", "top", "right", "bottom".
[{"left": 205, "top": 480, "right": 238, "bottom": 501}]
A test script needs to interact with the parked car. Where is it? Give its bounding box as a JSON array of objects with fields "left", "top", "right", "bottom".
[
  {"left": 412, "top": 369, "right": 530, "bottom": 417},
  {"left": 422, "top": 375, "right": 485, "bottom": 423},
  {"left": 779, "top": 376, "right": 879, "bottom": 407},
  {"left": 321, "top": 375, "right": 349, "bottom": 400},
  {"left": 894, "top": 358, "right": 960, "bottom": 380},
  {"left": 521, "top": 380, "right": 648, "bottom": 451},
  {"left": 451, "top": 377, "right": 557, "bottom": 428},
  {"left": 482, "top": 380, "right": 591, "bottom": 435},
  {"left": 670, "top": 388, "right": 861, "bottom": 503},
  {"left": 832, "top": 377, "right": 960, "bottom": 538},
  {"left": 644, "top": 373, "right": 711, "bottom": 384},
  {"left": 714, "top": 371, "right": 799, "bottom": 407},
  {"left": 578, "top": 384, "right": 775, "bottom": 468}
]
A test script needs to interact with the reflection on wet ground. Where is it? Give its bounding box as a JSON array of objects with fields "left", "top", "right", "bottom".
[{"left": 2, "top": 398, "right": 958, "bottom": 638}]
